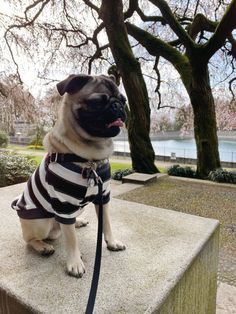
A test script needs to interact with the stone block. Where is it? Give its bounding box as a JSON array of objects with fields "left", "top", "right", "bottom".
[{"left": 0, "top": 183, "right": 219, "bottom": 313}]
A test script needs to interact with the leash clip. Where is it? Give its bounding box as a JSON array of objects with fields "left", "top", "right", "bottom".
[
  {"left": 82, "top": 161, "right": 96, "bottom": 179},
  {"left": 82, "top": 162, "right": 103, "bottom": 187},
  {"left": 50, "top": 153, "right": 58, "bottom": 163},
  {"left": 92, "top": 169, "right": 103, "bottom": 185}
]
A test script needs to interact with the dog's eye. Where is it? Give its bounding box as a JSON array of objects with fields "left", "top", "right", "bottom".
[
  {"left": 86, "top": 99, "right": 102, "bottom": 106},
  {"left": 85, "top": 98, "right": 105, "bottom": 111},
  {"left": 118, "top": 94, "right": 127, "bottom": 105},
  {"left": 85, "top": 94, "right": 109, "bottom": 110},
  {"left": 89, "top": 94, "right": 110, "bottom": 110}
]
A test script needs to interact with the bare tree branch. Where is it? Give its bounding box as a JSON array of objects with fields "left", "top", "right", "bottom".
[
  {"left": 153, "top": 56, "right": 162, "bottom": 108},
  {"left": 135, "top": 7, "right": 166, "bottom": 24},
  {"left": 187, "top": 14, "right": 217, "bottom": 41},
  {"left": 125, "top": 21, "right": 191, "bottom": 90},
  {"left": 183, "top": 0, "right": 191, "bottom": 19},
  {"left": 229, "top": 77, "right": 236, "bottom": 101},
  {"left": 204, "top": 0, "right": 236, "bottom": 61},
  {"left": 124, "top": 0, "right": 138, "bottom": 19},
  {"left": 82, "top": 0, "right": 99, "bottom": 14},
  {"left": 3, "top": 0, "right": 51, "bottom": 83},
  {"left": 149, "top": 0, "right": 195, "bottom": 50},
  {"left": 88, "top": 44, "right": 110, "bottom": 73},
  {"left": 193, "top": 0, "right": 201, "bottom": 16},
  {"left": 62, "top": 0, "right": 78, "bottom": 30},
  {"left": 227, "top": 34, "right": 236, "bottom": 58},
  {"left": 24, "top": 0, "right": 48, "bottom": 20}
]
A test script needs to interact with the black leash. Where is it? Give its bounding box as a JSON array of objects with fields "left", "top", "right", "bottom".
[
  {"left": 48, "top": 153, "right": 104, "bottom": 313},
  {"left": 85, "top": 173, "right": 104, "bottom": 314}
]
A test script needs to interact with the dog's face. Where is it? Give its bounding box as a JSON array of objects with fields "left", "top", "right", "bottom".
[{"left": 57, "top": 74, "right": 127, "bottom": 138}]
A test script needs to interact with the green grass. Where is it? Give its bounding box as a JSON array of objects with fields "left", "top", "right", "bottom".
[
  {"left": 25, "top": 155, "right": 43, "bottom": 165},
  {"left": 8, "top": 144, "right": 29, "bottom": 150},
  {"left": 110, "top": 163, "right": 131, "bottom": 172}
]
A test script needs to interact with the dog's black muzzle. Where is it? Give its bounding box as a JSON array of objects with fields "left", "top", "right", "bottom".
[
  {"left": 108, "top": 97, "right": 124, "bottom": 111},
  {"left": 105, "top": 97, "right": 126, "bottom": 122},
  {"left": 77, "top": 95, "right": 126, "bottom": 138}
]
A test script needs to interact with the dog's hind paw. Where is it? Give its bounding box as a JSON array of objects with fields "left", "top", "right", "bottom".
[
  {"left": 28, "top": 240, "right": 55, "bottom": 256},
  {"left": 40, "top": 245, "right": 55, "bottom": 256}
]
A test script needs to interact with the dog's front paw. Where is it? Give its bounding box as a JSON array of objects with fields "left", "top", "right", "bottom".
[
  {"left": 66, "top": 256, "right": 86, "bottom": 278},
  {"left": 75, "top": 218, "right": 89, "bottom": 228},
  {"left": 106, "top": 239, "right": 126, "bottom": 251}
]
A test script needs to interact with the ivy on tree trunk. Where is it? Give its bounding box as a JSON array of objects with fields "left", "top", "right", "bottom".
[{"left": 189, "top": 64, "right": 221, "bottom": 177}]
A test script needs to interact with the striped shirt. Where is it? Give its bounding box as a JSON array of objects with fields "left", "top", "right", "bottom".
[{"left": 11, "top": 154, "right": 111, "bottom": 224}]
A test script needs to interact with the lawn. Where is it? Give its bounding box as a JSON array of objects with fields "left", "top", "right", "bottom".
[{"left": 117, "top": 176, "right": 236, "bottom": 286}]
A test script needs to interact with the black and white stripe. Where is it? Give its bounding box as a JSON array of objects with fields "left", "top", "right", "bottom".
[{"left": 12, "top": 154, "right": 111, "bottom": 224}]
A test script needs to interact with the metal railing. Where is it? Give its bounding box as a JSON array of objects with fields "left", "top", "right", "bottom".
[{"left": 113, "top": 141, "right": 236, "bottom": 166}]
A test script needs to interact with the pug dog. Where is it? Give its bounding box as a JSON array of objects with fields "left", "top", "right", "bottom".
[{"left": 11, "top": 74, "right": 126, "bottom": 278}]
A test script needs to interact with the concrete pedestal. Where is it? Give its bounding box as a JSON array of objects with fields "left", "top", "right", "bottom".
[{"left": 0, "top": 183, "right": 219, "bottom": 313}]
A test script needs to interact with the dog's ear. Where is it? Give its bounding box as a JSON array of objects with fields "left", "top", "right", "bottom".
[{"left": 56, "top": 74, "right": 92, "bottom": 96}]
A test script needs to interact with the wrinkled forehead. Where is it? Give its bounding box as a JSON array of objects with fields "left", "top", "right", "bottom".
[
  {"left": 80, "top": 76, "right": 119, "bottom": 96},
  {"left": 94, "top": 75, "right": 119, "bottom": 95}
]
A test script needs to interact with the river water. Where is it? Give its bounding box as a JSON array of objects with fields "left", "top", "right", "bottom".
[{"left": 114, "top": 138, "right": 236, "bottom": 163}]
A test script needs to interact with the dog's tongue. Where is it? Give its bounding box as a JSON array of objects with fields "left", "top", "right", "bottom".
[{"left": 107, "top": 118, "right": 124, "bottom": 128}]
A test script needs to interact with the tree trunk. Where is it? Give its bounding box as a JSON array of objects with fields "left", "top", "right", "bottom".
[
  {"left": 188, "top": 64, "right": 221, "bottom": 178},
  {"left": 124, "top": 71, "right": 158, "bottom": 173},
  {"left": 100, "top": 0, "right": 158, "bottom": 173}
]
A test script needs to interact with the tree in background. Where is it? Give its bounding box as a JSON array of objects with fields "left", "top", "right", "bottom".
[
  {"left": 174, "top": 98, "right": 236, "bottom": 133},
  {"left": 29, "top": 87, "right": 62, "bottom": 147},
  {"left": 215, "top": 98, "right": 236, "bottom": 131},
  {"left": 151, "top": 113, "right": 173, "bottom": 132},
  {"left": 174, "top": 105, "right": 194, "bottom": 134},
  {"left": 0, "top": 75, "right": 36, "bottom": 134},
  {"left": 126, "top": 0, "right": 236, "bottom": 177},
  {"left": 39, "top": 87, "right": 62, "bottom": 128}
]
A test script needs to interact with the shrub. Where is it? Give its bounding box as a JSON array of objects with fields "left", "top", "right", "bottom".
[
  {"left": 112, "top": 168, "right": 134, "bottom": 181},
  {"left": 167, "top": 164, "right": 196, "bottom": 178},
  {"left": 0, "top": 131, "right": 9, "bottom": 148},
  {"left": 0, "top": 152, "right": 36, "bottom": 187},
  {"left": 30, "top": 136, "right": 44, "bottom": 147},
  {"left": 208, "top": 168, "right": 236, "bottom": 184},
  {"left": 30, "top": 127, "right": 46, "bottom": 147}
]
